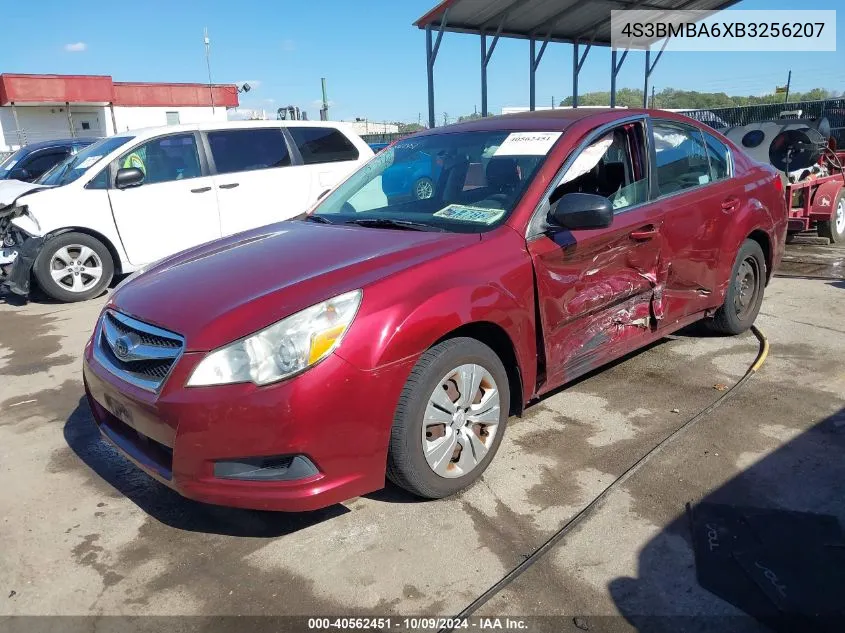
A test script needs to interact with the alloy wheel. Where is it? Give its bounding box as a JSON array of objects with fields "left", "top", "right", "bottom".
[
  {"left": 415, "top": 179, "right": 434, "bottom": 200},
  {"left": 49, "top": 245, "right": 104, "bottom": 293}
]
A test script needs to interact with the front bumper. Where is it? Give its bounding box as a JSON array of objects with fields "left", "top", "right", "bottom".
[
  {"left": 83, "top": 338, "right": 415, "bottom": 512},
  {"left": 0, "top": 236, "right": 42, "bottom": 296}
]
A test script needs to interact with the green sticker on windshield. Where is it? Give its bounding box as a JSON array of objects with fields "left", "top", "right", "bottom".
[{"left": 433, "top": 205, "right": 505, "bottom": 224}]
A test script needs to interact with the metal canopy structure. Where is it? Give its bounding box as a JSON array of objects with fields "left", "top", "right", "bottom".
[{"left": 415, "top": 0, "right": 741, "bottom": 128}]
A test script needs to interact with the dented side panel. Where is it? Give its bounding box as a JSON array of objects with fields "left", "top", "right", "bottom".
[{"left": 528, "top": 202, "right": 666, "bottom": 390}]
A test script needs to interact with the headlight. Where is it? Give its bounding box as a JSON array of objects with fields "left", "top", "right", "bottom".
[{"left": 187, "top": 289, "right": 362, "bottom": 387}]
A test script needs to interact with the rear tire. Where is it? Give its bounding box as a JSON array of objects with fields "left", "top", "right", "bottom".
[
  {"left": 817, "top": 191, "right": 845, "bottom": 244},
  {"left": 34, "top": 232, "right": 114, "bottom": 302},
  {"left": 412, "top": 177, "right": 434, "bottom": 201},
  {"left": 387, "top": 337, "right": 509, "bottom": 499},
  {"left": 707, "top": 239, "right": 766, "bottom": 335}
]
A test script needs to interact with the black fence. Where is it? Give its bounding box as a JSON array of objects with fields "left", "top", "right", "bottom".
[
  {"left": 680, "top": 98, "right": 845, "bottom": 148},
  {"left": 360, "top": 132, "right": 409, "bottom": 145}
]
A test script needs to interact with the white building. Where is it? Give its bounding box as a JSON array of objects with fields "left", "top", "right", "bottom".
[
  {"left": 344, "top": 120, "right": 399, "bottom": 136},
  {"left": 0, "top": 73, "right": 238, "bottom": 151}
]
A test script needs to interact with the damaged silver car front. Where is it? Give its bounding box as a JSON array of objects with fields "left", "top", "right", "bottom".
[{"left": 0, "top": 182, "right": 47, "bottom": 296}]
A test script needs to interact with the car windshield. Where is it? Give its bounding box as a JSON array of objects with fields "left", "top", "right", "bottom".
[
  {"left": 39, "top": 136, "right": 133, "bottom": 186},
  {"left": 312, "top": 130, "right": 556, "bottom": 232},
  {"left": 0, "top": 148, "right": 27, "bottom": 179}
]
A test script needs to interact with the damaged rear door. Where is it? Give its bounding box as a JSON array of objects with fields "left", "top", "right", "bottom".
[{"left": 528, "top": 117, "right": 666, "bottom": 390}]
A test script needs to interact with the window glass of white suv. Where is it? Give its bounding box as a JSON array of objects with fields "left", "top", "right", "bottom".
[
  {"left": 289, "top": 127, "right": 359, "bottom": 164},
  {"left": 118, "top": 134, "right": 202, "bottom": 184},
  {"left": 207, "top": 128, "right": 291, "bottom": 174}
]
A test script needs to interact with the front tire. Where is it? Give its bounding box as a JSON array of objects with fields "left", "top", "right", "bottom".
[
  {"left": 33, "top": 232, "right": 114, "bottom": 302},
  {"left": 387, "top": 337, "right": 510, "bottom": 499},
  {"left": 817, "top": 191, "right": 845, "bottom": 244},
  {"left": 707, "top": 239, "right": 766, "bottom": 335}
]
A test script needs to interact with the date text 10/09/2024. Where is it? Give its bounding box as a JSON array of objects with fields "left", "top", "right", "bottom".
[{"left": 307, "top": 617, "right": 529, "bottom": 630}]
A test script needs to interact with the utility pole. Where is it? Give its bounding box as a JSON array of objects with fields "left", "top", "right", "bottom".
[
  {"left": 204, "top": 28, "right": 215, "bottom": 114},
  {"left": 784, "top": 70, "right": 792, "bottom": 103},
  {"left": 651, "top": 86, "right": 656, "bottom": 108},
  {"left": 551, "top": 95, "right": 555, "bottom": 109},
  {"left": 320, "top": 78, "right": 329, "bottom": 121},
  {"left": 443, "top": 112, "right": 448, "bottom": 126}
]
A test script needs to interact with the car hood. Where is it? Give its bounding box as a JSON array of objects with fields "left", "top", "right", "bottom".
[
  {"left": 110, "top": 220, "right": 478, "bottom": 351},
  {"left": 0, "top": 180, "right": 48, "bottom": 210}
]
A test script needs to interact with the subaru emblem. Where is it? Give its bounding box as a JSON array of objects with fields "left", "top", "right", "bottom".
[{"left": 114, "top": 335, "right": 132, "bottom": 360}]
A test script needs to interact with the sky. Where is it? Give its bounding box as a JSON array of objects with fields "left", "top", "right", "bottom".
[{"left": 2, "top": 0, "right": 842, "bottom": 124}]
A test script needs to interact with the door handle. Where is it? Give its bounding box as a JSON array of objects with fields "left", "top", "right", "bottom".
[
  {"left": 721, "top": 196, "right": 740, "bottom": 212},
  {"left": 219, "top": 183, "right": 240, "bottom": 189},
  {"left": 191, "top": 186, "right": 212, "bottom": 193},
  {"left": 629, "top": 226, "right": 659, "bottom": 241}
]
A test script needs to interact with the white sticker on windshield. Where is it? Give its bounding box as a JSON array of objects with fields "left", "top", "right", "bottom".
[
  {"left": 77, "top": 156, "right": 102, "bottom": 169},
  {"left": 4, "top": 159, "right": 18, "bottom": 169},
  {"left": 493, "top": 132, "right": 561, "bottom": 157},
  {"left": 434, "top": 204, "right": 505, "bottom": 224}
]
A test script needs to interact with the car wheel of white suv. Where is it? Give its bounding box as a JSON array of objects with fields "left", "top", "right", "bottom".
[{"left": 34, "top": 232, "right": 114, "bottom": 302}]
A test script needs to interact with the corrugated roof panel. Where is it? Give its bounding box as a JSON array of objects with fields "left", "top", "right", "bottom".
[{"left": 415, "top": 0, "right": 743, "bottom": 45}]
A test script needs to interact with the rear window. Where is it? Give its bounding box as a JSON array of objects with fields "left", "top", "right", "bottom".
[
  {"left": 288, "top": 127, "right": 359, "bottom": 165},
  {"left": 704, "top": 132, "right": 730, "bottom": 182},
  {"left": 207, "top": 128, "right": 291, "bottom": 174},
  {"left": 652, "top": 122, "right": 711, "bottom": 196}
]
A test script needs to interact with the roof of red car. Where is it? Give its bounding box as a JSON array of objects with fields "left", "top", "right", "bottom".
[{"left": 413, "top": 107, "right": 700, "bottom": 136}]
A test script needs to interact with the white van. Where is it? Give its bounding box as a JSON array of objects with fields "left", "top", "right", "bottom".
[{"left": 0, "top": 121, "right": 373, "bottom": 302}]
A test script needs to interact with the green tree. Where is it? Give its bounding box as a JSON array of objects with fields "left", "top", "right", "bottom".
[
  {"left": 559, "top": 87, "right": 836, "bottom": 110},
  {"left": 457, "top": 112, "right": 483, "bottom": 122}
]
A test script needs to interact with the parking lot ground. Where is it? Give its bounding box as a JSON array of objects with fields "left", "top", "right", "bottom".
[{"left": 1, "top": 245, "right": 843, "bottom": 627}]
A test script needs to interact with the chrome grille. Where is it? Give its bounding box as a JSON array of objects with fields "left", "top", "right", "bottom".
[{"left": 94, "top": 310, "right": 185, "bottom": 392}]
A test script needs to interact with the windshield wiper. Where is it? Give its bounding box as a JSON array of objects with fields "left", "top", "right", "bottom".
[
  {"left": 305, "top": 214, "right": 334, "bottom": 224},
  {"left": 345, "top": 218, "right": 443, "bottom": 232}
]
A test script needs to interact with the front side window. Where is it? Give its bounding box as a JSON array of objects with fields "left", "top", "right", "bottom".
[
  {"left": 39, "top": 136, "right": 133, "bottom": 187},
  {"left": 289, "top": 127, "right": 359, "bottom": 164},
  {"left": 652, "top": 122, "right": 711, "bottom": 195},
  {"left": 119, "top": 134, "right": 202, "bottom": 184},
  {"left": 207, "top": 128, "right": 290, "bottom": 174},
  {"left": 313, "top": 130, "right": 551, "bottom": 233},
  {"left": 704, "top": 132, "right": 730, "bottom": 182},
  {"left": 555, "top": 122, "right": 649, "bottom": 212}
]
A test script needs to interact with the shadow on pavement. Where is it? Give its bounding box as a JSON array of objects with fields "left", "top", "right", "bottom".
[
  {"left": 63, "top": 397, "right": 349, "bottom": 537},
  {"left": 609, "top": 407, "right": 845, "bottom": 633}
]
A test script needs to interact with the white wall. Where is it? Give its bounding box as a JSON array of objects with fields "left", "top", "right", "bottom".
[
  {"left": 344, "top": 121, "right": 399, "bottom": 135},
  {"left": 0, "top": 105, "right": 109, "bottom": 150},
  {"left": 112, "top": 105, "right": 228, "bottom": 133},
  {"left": 0, "top": 104, "right": 232, "bottom": 150}
]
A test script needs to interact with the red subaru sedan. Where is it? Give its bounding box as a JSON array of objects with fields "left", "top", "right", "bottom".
[{"left": 82, "top": 109, "right": 787, "bottom": 511}]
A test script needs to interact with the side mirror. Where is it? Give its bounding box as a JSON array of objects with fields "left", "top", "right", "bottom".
[
  {"left": 548, "top": 190, "right": 614, "bottom": 230},
  {"left": 115, "top": 167, "right": 145, "bottom": 189}
]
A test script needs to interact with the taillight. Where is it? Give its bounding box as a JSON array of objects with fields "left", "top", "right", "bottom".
[{"left": 773, "top": 175, "right": 784, "bottom": 193}]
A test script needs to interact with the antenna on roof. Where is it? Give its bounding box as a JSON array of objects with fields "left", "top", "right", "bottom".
[{"left": 204, "top": 27, "right": 215, "bottom": 114}]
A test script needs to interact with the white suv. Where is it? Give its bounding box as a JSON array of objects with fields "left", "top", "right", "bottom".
[{"left": 0, "top": 121, "right": 373, "bottom": 302}]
